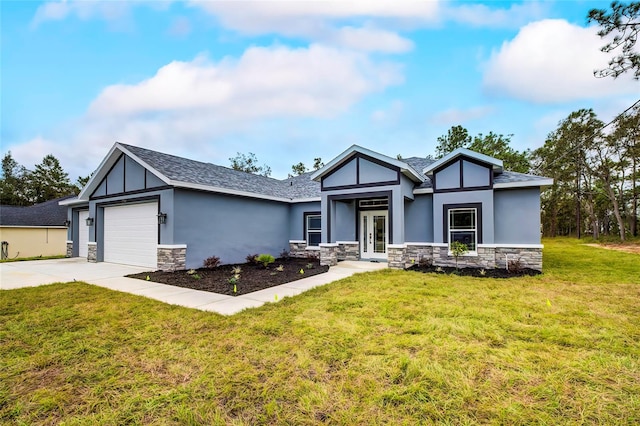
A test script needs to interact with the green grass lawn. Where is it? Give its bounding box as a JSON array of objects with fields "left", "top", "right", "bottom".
[{"left": 1, "top": 238, "right": 638, "bottom": 425}]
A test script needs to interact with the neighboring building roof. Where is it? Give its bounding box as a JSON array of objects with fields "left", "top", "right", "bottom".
[
  {"left": 72, "top": 142, "right": 552, "bottom": 204},
  {"left": 0, "top": 195, "right": 74, "bottom": 227}
]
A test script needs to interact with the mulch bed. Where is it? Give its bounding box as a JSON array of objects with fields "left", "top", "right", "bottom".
[
  {"left": 127, "top": 257, "right": 329, "bottom": 296},
  {"left": 407, "top": 264, "right": 541, "bottom": 278}
]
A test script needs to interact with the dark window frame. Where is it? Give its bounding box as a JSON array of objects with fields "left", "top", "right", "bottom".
[
  {"left": 442, "top": 202, "right": 483, "bottom": 252},
  {"left": 303, "top": 211, "right": 322, "bottom": 246}
]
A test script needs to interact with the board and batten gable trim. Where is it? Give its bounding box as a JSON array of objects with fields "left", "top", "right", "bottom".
[
  {"left": 432, "top": 157, "right": 493, "bottom": 193},
  {"left": 321, "top": 152, "right": 401, "bottom": 191},
  {"left": 311, "top": 144, "right": 424, "bottom": 183},
  {"left": 78, "top": 143, "right": 171, "bottom": 201},
  {"left": 423, "top": 148, "right": 503, "bottom": 175}
]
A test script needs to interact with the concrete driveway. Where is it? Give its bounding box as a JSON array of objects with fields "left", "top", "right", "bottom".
[
  {"left": 1, "top": 258, "right": 387, "bottom": 315},
  {"left": 0, "top": 257, "right": 149, "bottom": 290}
]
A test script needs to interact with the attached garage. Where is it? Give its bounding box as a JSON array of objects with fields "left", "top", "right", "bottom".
[
  {"left": 78, "top": 210, "right": 89, "bottom": 258},
  {"left": 103, "top": 202, "right": 158, "bottom": 268}
]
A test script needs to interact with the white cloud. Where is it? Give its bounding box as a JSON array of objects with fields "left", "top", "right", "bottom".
[
  {"left": 482, "top": 19, "right": 638, "bottom": 103},
  {"left": 430, "top": 106, "right": 495, "bottom": 125},
  {"left": 89, "top": 45, "right": 403, "bottom": 118},
  {"left": 189, "top": 0, "right": 430, "bottom": 53},
  {"left": 8, "top": 43, "right": 403, "bottom": 179},
  {"left": 190, "top": 1, "right": 442, "bottom": 30},
  {"left": 31, "top": 0, "right": 133, "bottom": 28},
  {"left": 447, "top": 1, "right": 547, "bottom": 29},
  {"left": 330, "top": 26, "right": 413, "bottom": 53}
]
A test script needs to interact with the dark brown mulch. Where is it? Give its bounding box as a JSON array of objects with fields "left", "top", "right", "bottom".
[
  {"left": 127, "top": 257, "right": 329, "bottom": 296},
  {"left": 407, "top": 264, "right": 541, "bottom": 278}
]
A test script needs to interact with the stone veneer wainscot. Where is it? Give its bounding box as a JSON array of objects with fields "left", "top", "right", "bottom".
[
  {"left": 387, "top": 243, "right": 543, "bottom": 272},
  {"left": 157, "top": 245, "right": 187, "bottom": 271}
]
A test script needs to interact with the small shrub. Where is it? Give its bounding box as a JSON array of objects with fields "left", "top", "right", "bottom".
[
  {"left": 245, "top": 254, "right": 259, "bottom": 264},
  {"left": 450, "top": 241, "right": 469, "bottom": 271},
  {"left": 479, "top": 268, "right": 487, "bottom": 276},
  {"left": 435, "top": 266, "right": 443, "bottom": 273},
  {"left": 228, "top": 275, "right": 238, "bottom": 285},
  {"left": 191, "top": 274, "right": 201, "bottom": 280},
  {"left": 187, "top": 269, "right": 197, "bottom": 275},
  {"left": 203, "top": 256, "right": 221, "bottom": 269},
  {"left": 306, "top": 263, "right": 314, "bottom": 270},
  {"left": 232, "top": 266, "right": 242, "bottom": 275},
  {"left": 276, "top": 265, "right": 284, "bottom": 272},
  {"left": 257, "top": 254, "right": 275, "bottom": 268}
]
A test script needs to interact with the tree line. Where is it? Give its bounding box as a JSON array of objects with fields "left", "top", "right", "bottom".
[
  {"left": 0, "top": 152, "right": 88, "bottom": 206},
  {"left": 533, "top": 104, "right": 639, "bottom": 240}
]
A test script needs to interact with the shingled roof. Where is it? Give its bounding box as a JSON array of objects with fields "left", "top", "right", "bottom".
[
  {"left": 72, "top": 143, "right": 550, "bottom": 204},
  {"left": 1, "top": 196, "right": 73, "bottom": 227},
  {"left": 121, "top": 143, "right": 321, "bottom": 200}
]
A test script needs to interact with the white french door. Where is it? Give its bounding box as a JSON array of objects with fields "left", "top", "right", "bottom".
[{"left": 360, "top": 210, "right": 388, "bottom": 260}]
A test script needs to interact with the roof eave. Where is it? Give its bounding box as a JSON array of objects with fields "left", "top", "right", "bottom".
[
  {"left": 171, "top": 180, "right": 319, "bottom": 203},
  {"left": 494, "top": 178, "right": 554, "bottom": 189},
  {"left": 58, "top": 197, "right": 88, "bottom": 207}
]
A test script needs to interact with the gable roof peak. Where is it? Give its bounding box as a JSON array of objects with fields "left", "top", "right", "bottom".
[
  {"left": 310, "top": 144, "right": 424, "bottom": 183},
  {"left": 422, "top": 148, "right": 503, "bottom": 176}
]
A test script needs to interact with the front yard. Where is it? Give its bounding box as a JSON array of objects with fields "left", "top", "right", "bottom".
[{"left": 1, "top": 238, "right": 638, "bottom": 424}]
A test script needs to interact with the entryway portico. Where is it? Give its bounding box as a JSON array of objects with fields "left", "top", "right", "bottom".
[{"left": 311, "top": 145, "right": 425, "bottom": 266}]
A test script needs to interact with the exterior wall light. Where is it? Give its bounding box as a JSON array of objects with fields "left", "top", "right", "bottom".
[
  {"left": 64, "top": 220, "right": 71, "bottom": 227},
  {"left": 157, "top": 212, "right": 167, "bottom": 225},
  {"left": 85, "top": 217, "right": 94, "bottom": 226}
]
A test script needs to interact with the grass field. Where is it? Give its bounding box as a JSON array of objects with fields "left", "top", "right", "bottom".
[{"left": 1, "top": 238, "right": 638, "bottom": 425}]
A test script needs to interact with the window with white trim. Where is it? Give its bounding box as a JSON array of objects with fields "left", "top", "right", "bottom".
[
  {"left": 305, "top": 214, "right": 321, "bottom": 246},
  {"left": 448, "top": 208, "right": 477, "bottom": 252}
]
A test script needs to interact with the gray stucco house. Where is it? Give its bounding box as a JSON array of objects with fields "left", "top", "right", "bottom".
[{"left": 61, "top": 143, "right": 552, "bottom": 271}]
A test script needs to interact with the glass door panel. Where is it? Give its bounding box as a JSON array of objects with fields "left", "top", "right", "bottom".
[
  {"left": 360, "top": 210, "right": 388, "bottom": 260},
  {"left": 374, "top": 215, "right": 386, "bottom": 253}
]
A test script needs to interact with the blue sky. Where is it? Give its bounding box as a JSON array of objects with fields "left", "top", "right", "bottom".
[{"left": 1, "top": 0, "right": 637, "bottom": 180}]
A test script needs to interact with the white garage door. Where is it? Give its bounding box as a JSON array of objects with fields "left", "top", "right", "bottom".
[
  {"left": 78, "top": 210, "right": 89, "bottom": 258},
  {"left": 103, "top": 202, "right": 158, "bottom": 268}
]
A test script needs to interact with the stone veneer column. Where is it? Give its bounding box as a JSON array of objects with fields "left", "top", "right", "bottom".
[
  {"left": 66, "top": 241, "right": 73, "bottom": 258},
  {"left": 87, "top": 242, "right": 97, "bottom": 263},
  {"left": 387, "top": 244, "right": 406, "bottom": 269},
  {"left": 157, "top": 245, "right": 187, "bottom": 271},
  {"left": 319, "top": 243, "right": 339, "bottom": 266},
  {"left": 288, "top": 241, "right": 308, "bottom": 258},
  {"left": 337, "top": 241, "right": 359, "bottom": 261}
]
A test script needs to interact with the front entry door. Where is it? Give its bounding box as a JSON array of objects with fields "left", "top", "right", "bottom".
[{"left": 360, "top": 210, "right": 388, "bottom": 260}]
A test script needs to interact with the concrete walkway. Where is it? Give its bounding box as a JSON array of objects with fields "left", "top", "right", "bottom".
[{"left": 1, "top": 258, "right": 387, "bottom": 315}]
